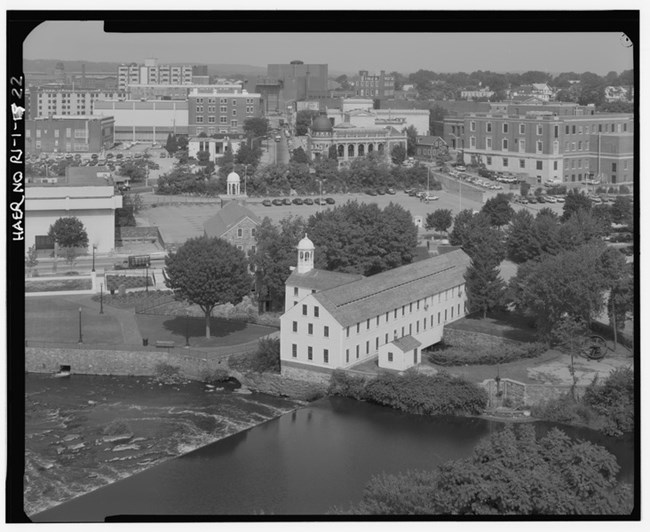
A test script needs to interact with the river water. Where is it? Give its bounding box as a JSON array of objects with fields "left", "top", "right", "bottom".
[{"left": 26, "top": 374, "right": 634, "bottom": 521}]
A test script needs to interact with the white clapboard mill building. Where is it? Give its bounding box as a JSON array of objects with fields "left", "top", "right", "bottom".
[{"left": 280, "top": 235, "right": 471, "bottom": 374}]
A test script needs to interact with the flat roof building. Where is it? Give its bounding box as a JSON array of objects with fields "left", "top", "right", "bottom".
[{"left": 25, "top": 115, "right": 115, "bottom": 154}]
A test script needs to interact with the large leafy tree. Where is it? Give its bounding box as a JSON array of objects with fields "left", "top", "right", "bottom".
[
  {"left": 164, "top": 237, "right": 251, "bottom": 337},
  {"left": 404, "top": 125, "right": 418, "bottom": 156},
  {"left": 251, "top": 216, "right": 307, "bottom": 312},
  {"left": 481, "top": 193, "right": 514, "bottom": 227},
  {"left": 425, "top": 209, "right": 453, "bottom": 235},
  {"left": 243, "top": 117, "right": 269, "bottom": 140},
  {"left": 290, "top": 146, "right": 311, "bottom": 165},
  {"left": 48, "top": 216, "right": 89, "bottom": 250},
  {"left": 217, "top": 142, "right": 235, "bottom": 179},
  {"left": 506, "top": 209, "right": 540, "bottom": 264},
  {"left": 448, "top": 209, "right": 476, "bottom": 247},
  {"left": 610, "top": 195, "right": 632, "bottom": 226},
  {"left": 295, "top": 110, "right": 320, "bottom": 136},
  {"left": 598, "top": 248, "right": 633, "bottom": 347},
  {"left": 342, "top": 424, "right": 632, "bottom": 515},
  {"left": 391, "top": 144, "right": 407, "bottom": 165},
  {"left": 509, "top": 243, "right": 608, "bottom": 342},
  {"left": 235, "top": 143, "right": 262, "bottom": 168},
  {"left": 306, "top": 201, "right": 418, "bottom": 276},
  {"left": 562, "top": 189, "right": 592, "bottom": 221}
]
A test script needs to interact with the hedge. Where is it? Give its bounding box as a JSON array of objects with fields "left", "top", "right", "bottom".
[{"left": 329, "top": 370, "right": 487, "bottom": 416}]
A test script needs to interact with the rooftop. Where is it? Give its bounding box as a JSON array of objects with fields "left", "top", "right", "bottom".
[
  {"left": 203, "top": 202, "right": 261, "bottom": 238},
  {"left": 287, "top": 269, "right": 364, "bottom": 292},
  {"left": 313, "top": 249, "right": 471, "bottom": 328},
  {"left": 391, "top": 335, "right": 422, "bottom": 353}
]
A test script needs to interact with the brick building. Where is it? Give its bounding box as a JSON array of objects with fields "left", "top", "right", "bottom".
[
  {"left": 444, "top": 112, "right": 633, "bottom": 185},
  {"left": 357, "top": 70, "right": 395, "bottom": 99},
  {"left": 187, "top": 88, "right": 262, "bottom": 136},
  {"left": 26, "top": 87, "right": 124, "bottom": 119},
  {"left": 25, "top": 115, "right": 115, "bottom": 154}
]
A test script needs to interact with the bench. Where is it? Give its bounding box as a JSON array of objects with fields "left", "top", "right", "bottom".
[{"left": 155, "top": 340, "right": 175, "bottom": 349}]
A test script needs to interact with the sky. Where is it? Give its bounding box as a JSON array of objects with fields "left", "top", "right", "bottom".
[{"left": 22, "top": 21, "right": 634, "bottom": 75}]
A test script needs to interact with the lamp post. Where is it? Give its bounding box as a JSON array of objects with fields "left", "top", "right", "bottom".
[
  {"left": 145, "top": 263, "right": 149, "bottom": 294},
  {"left": 78, "top": 307, "right": 83, "bottom": 344},
  {"left": 92, "top": 245, "right": 96, "bottom": 272},
  {"left": 100, "top": 283, "right": 104, "bottom": 314},
  {"left": 185, "top": 309, "right": 190, "bottom": 347}
]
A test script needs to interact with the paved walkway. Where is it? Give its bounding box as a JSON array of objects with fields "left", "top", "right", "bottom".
[{"left": 68, "top": 294, "right": 143, "bottom": 346}]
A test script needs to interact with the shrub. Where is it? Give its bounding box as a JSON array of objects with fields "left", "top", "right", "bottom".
[
  {"left": 328, "top": 370, "right": 368, "bottom": 400},
  {"left": 199, "top": 368, "right": 231, "bottom": 384},
  {"left": 329, "top": 370, "right": 487, "bottom": 416},
  {"left": 583, "top": 367, "right": 634, "bottom": 436},
  {"left": 619, "top": 185, "right": 630, "bottom": 195},
  {"left": 154, "top": 362, "right": 182, "bottom": 384},
  {"left": 252, "top": 337, "right": 281, "bottom": 373}
]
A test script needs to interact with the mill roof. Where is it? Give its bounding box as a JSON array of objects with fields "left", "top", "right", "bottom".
[
  {"left": 313, "top": 249, "right": 470, "bottom": 328},
  {"left": 286, "top": 268, "right": 364, "bottom": 292},
  {"left": 203, "top": 202, "right": 260, "bottom": 238}
]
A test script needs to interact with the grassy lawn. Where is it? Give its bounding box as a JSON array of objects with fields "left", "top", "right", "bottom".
[
  {"left": 25, "top": 296, "right": 124, "bottom": 344},
  {"left": 91, "top": 290, "right": 174, "bottom": 310},
  {"left": 26, "top": 278, "right": 92, "bottom": 293},
  {"left": 420, "top": 349, "right": 564, "bottom": 385},
  {"left": 135, "top": 314, "right": 277, "bottom": 348},
  {"left": 447, "top": 311, "right": 538, "bottom": 343}
]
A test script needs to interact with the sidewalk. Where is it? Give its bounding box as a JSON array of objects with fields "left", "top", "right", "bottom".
[{"left": 70, "top": 294, "right": 143, "bottom": 346}]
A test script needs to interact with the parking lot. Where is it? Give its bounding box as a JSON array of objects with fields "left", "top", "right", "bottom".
[{"left": 142, "top": 188, "right": 486, "bottom": 245}]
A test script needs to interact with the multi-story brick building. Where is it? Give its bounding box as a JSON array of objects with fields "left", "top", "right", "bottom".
[
  {"left": 357, "top": 70, "right": 395, "bottom": 99},
  {"left": 187, "top": 88, "right": 262, "bottom": 136},
  {"left": 26, "top": 87, "right": 124, "bottom": 119},
  {"left": 280, "top": 237, "right": 470, "bottom": 374},
  {"left": 444, "top": 112, "right": 633, "bottom": 186},
  {"left": 117, "top": 59, "right": 204, "bottom": 91},
  {"left": 25, "top": 115, "right": 115, "bottom": 154}
]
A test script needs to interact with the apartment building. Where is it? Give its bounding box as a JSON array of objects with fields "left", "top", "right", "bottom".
[
  {"left": 117, "top": 59, "right": 204, "bottom": 91},
  {"left": 187, "top": 88, "right": 262, "bottom": 136}
]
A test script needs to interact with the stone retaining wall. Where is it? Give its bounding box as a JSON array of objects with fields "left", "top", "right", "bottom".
[
  {"left": 26, "top": 346, "right": 229, "bottom": 380},
  {"left": 482, "top": 377, "right": 587, "bottom": 408}
]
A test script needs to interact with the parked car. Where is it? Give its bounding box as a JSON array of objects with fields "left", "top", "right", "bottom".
[
  {"left": 555, "top": 196, "right": 565, "bottom": 202},
  {"left": 262, "top": 199, "right": 272, "bottom": 206},
  {"left": 160, "top": 152, "right": 167, "bottom": 158},
  {"left": 275, "top": 135, "right": 282, "bottom": 142},
  {"left": 387, "top": 188, "right": 396, "bottom": 195},
  {"left": 366, "top": 189, "right": 378, "bottom": 196},
  {"left": 325, "top": 197, "right": 336, "bottom": 204},
  {"left": 454, "top": 165, "right": 467, "bottom": 172},
  {"left": 424, "top": 195, "right": 440, "bottom": 202},
  {"left": 403, "top": 188, "right": 415, "bottom": 195},
  {"left": 116, "top": 153, "right": 123, "bottom": 159},
  {"left": 377, "top": 188, "right": 386, "bottom": 195},
  {"left": 303, "top": 198, "right": 314, "bottom": 205},
  {"left": 90, "top": 153, "right": 99, "bottom": 160},
  {"left": 292, "top": 198, "right": 304, "bottom": 205},
  {"left": 272, "top": 199, "right": 283, "bottom": 206}
]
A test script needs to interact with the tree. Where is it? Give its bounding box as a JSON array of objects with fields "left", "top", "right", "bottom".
[
  {"left": 429, "top": 105, "right": 449, "bottom": 137},
  {"left": 327, "top": 145, "right": 338, "bottom": 161},
  {"left": 481, "top": 193, "right": 514, "bottom": 227},
  {"left": 290, "top": 146, "right": 311, "bottom": 165},
  {"left": 48, "top": 217, "right": 89, "bottom": 251},
  {"left": 520, "top": 181, "right": 531, "bottom": 197},
  {"left": 391, "top": 144, "right": 407, "bottom": 165},
  {"left": 25, "top": 245, "right": 39, "bottom": 276},
  {"left": 598, "top": 248, "right": 632, "bottom": 347},
  {"left": 509, "top": 244, "right": 608, "bottom": 342},
  {"left": 295, "top": 110, "right": 320, "bottom": 136},
  {"left": 462, "top": 215, "right": 506, "bottom": 318},
  {"left": 562, "top": 189, "right": 592, "bottom": 221},
  {"left": 425, "top": 209, "right": 453, "bottom": 235},
  {"left": 118, "top": 161, "right": 147, "bottom": 183},
  {"left": 251, "top": 216, "right": 307, "bottom": 312},
  {"left": 448, "top": 209, "right": 476, "bottom": 247},
  {"left": 217, "top": 142, "right": 235, "bottom": 179},
  {"left": 610, "top": 195, "right": 632, "bottom": 226},
  {"left": 243, "top": 117, "right": 269, "bottom": 140},
  {"left": 176, "top": 135, "right": 189, "bottom": 151},
  {"left": 306, "top": 201, "right": 418, "bottom": 276},
  {"left": 343, "top": 425, "right": 632, "bottom": 515},
  {"left": 404, "top": 125, "right": 418, "bottom": 157},
  {"left": 506, "top": 209, "right": 540, "bottom": 264},
  {"left": 235, "top": 143, "right": 262, "bottom": 167},
  {"left": 165, "top": 133, "right": 178, "bottom": 155},
  {"left": 164, "top": 237, "right": 251, "bottom": 337},
  {"left": 592, "top": 203, "right": 613, "bottom": 230}
]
